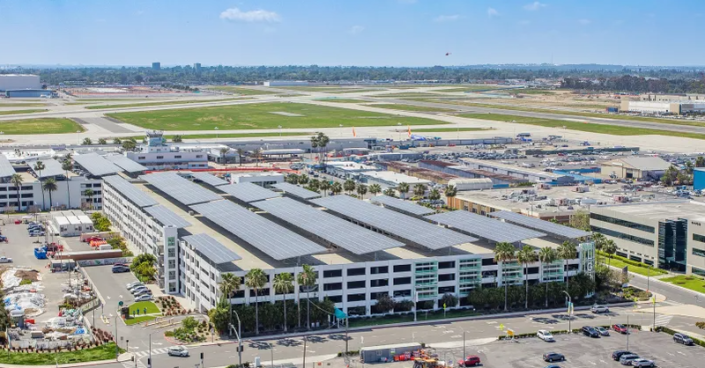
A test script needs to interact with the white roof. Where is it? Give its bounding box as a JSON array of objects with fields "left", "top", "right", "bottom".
[
  {"left": 54, "top": 216, "right": 70, "bottom": 226},
  {"left": 364, "top": 171, "right": 431, "bottom": 185}
]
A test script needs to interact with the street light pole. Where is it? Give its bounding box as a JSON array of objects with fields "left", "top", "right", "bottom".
[
  {"left": 562, "top": 291, "right": 572, "bottom": 333},
  {"left": 230, "top": 311, "right": 243, "bottom": 367},
  {"left": 463, "top": 331, "right": 466, "bottom": 361},
  {"left": 114, "top": 315, "right": 119, "bottom": 360}
]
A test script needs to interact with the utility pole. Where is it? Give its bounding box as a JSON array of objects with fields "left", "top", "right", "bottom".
[
  {"left": 463, "top": 331, "right": 466, "bottom": 361},
  {"left": 562, "top": 290, "right": 572, "bottom": 333},
  {"left": 302, "top": 337, "right": 307, "bottom": 368},
  {"left": 114, "top": 316, "right": 119, "bottom": 359},
  {"left": 627, "top": 314, "right": 630, "bottom": 351}
]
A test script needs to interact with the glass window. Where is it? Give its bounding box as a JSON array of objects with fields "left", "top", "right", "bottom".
[
  {"left": 370, "top": 266, "right": 388, "bottom": 274},
  {"left": 370, "top": 279, "right": 388, "bottom": 287},
  {"left": 347, "top": 293, "right": 366, "bottom": 302},
  {"left": 438, "top": 261, "right": 455, "bottom": 269},
  {"left": 693, "top": 234, "right": 705, "bottom": 244},
  {"left": 393, "top": 277, "right": 411, "bottom": 285},
  {"left": 347, "top": 281, "right": 365, "bottom": 289},
  {"left": 590, "top": 213, "right": 655, "bottom": 233},
  {"left": 692, "top": 248, "right": 705, "bottom": 258},
  {"left": 347, "top": 268, "right": 365, "bottom": 276},
  {"left": 591, "top": 226, "right": 654, "bottom": 246},
  {"left": 393, "top": 264, "right": 411, "bottom": 272},
  {"left": 323, "top": 270, "right": 342, "bottom": 278}
]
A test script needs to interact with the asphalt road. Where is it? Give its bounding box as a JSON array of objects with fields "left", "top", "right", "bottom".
[{"left": 624, "top": 270, "right": 705, "bottom": 307}]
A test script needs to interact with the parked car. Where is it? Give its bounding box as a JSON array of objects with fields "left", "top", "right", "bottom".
[
  {"left": 591, "top": 305, "right": 609, "bottom": 313},
  {"left": 135, "top": 294, "right": 153, "bottom": 302},
  {"left": 673, "top": 333, "right": 694, "bottom": 345},
  {"left": 613, "top": 324, "right": 629, "bottom": 334},
  {"left": 126, "top": 281, "right": 143, "bottom": 289},
  {"left": 631, "top": 358, "right": 655, "bottom": 367},
  {"left": 0, "top": 235, "right": 7, "bottom": 243},
  {"left": 457, "top": 355, "right": 481, "bottom": 367},
  {"left": 582, "top": 326, "right": 600, "bottom": 338},
  {"left": 542, "top": 353, "right": 565, "bottom": 362},
  {"left": 596, "top": 326, "right": 610, "bottom": 336},
  {"left": 128, "top": 284, "right": 146, "bottom": 291},
  {"left": 133, "top": 289, "right": 152, "bottom": 297},
  {"left": 167, "top": 345, "right": 189, "bottom": 357},
  {"left": 130, "top": 287, "right": 149, "bottom": 294},
  {"left": 29, "top": 231, "right": 45, "bottom": 237},
  {"left": 0, "top": 256, "right": 12, "bottom": 263},
  {"left": 544, "top": 366, "right": 562, "bottom": 368},
  {"left": 619, "top": 354, "right": 639, "bottom": 365},
  {"left": 612, "top": 351, "right": 633, "bottom": 361},
  {"left": 537, "top": 330, "right": 555, "bottom": 342},
  {"left": 112, "top": 265, "right": 130, "bottom": 273}
]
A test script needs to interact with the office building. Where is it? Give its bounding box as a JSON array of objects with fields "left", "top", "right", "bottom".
[
  {"left": 263, "top": 80, "right": 309, "bottom": 87},
  {"left": 193, "top": 63, "right": 201, "bottom": 71},
  {"left": 124, "top": 131, "right": 209, "bottom": 170},
  {"left": 152, "top": 62, "right": 161, "bottom": 71}
]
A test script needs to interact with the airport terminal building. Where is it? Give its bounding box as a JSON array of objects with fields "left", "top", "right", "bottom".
[{"left": 101, "top": 171, "right": 594, "bottom": 316}]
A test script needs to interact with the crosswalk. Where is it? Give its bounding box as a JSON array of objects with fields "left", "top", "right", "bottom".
[
  {"left": 654, "top": 314, "right": 673, "bottom": 327},
  {"left": 132, "top": 347, "right": 169, "bottom": 358}
]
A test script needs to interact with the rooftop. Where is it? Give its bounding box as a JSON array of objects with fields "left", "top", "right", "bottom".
[
  {"left": 604, "top": 156, "right": 671, "bottom": 171},
  {"left": 595, "top": 200, "right": 705, "bottom": 221},
  {"left": 363, "top": 171, "right": 431, "bottom": 185}
]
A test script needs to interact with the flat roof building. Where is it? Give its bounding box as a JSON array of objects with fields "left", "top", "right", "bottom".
[{"left": 601, "top": 156, "right": 671, "bottom": 181}]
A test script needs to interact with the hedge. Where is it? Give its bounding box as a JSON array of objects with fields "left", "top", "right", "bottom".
[
  {"left": 597, "top": 250, "right": 667, "bottom": 274},
  {"left": 656, "top": 326, "right": 705, "bottom": 348},
  {"left": 498, "top": 325, "right": 642, "bottom": 340}
]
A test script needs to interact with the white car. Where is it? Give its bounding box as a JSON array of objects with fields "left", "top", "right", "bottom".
[
  {"left": 0, "top": 256, "right": 13, "bottom": 263},
  {"left": 537, "top": 330, "right": 554, "bottom": 342},
  {"left": 134, "top": 294, "right": 153, "bottom": 302},
  {"left": 591, "top": 305, "right": 609, "bottom": 313},
  {"left": 167, "top": 345, "right": 189, "bottom": 357},
  {"left": 130, "top": 287, "right": 149, "bottom": 295},
  {"left": 126, "top": 281, "right": 143, "bottom": 289},
  {"left": 631, "top": 358, "right": 655, "bottom": 367}
]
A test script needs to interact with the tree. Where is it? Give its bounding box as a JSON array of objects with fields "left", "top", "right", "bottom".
[
  {"left": 440, "top": 293, "right": 458, "bottom": 309},
  {"left": 236, "top": 148, "right": 245, "bottom": 166},
  {"left": 43, "top": 178, "right": 58, "bottom": 209},
  {"left": 445, "top": 185, "right": 457, "bottom": 199},
  {"left": 34, "top": 161, "right": 46, "bottom": 209},
  {"left": 297, "top": 264, "right": 317, "bottom": 330},
  {"left": 397, "top": 182, "right": 409, "bottom": 199},
  {"left": 343, "top": 179, "right": 356, "bottom": 195},
  {"left": 113, "top": 138, "right": 122, "bottom": 145},
  {"left": 298, "top": 174, "right": 309, "bottom": 185},
  {"left": 517, "top": 245, "right": 537, "bottom": 309},
  {"left": 603, "top": 239, "right": 617, "bottom": 267},
  {"left": 697, "top": 156, "right": 705, "bottom": 168},
  {"left": 10, "top": 174, "right": 23, "bottom": 211},
  {"left": 373, "top": 294, "right": 395, "bottom": 314},
  {"left": 286, "top": 174, "right": 299, "bottom": 184},
  {"left": 84, "top": 189, "right": 94, "bottom": 210},
  {"left": 356, "top": 184, "right": 368, "bottom": 199},
  {"left": 592, "top": 232, "right": 606, "bottom": 251},
  {"left": 538, "top": 247, "right": 558, "bottom": 307},
  {"left": 245, "top": 269, "right": 267, "bottom": 335},
  {"left": 130, "top": 254, "right": 157, "bottom": 282},
  {"left": 254, "top": 148, "right": 264, "bottom": 166},
  {"left": 182, "top": 316, "right": 199, "bottom": 331},
  {"left": 308, "top": 179, "right": 321, "bottom": 192},
  {"left": 661, "top": 165, "right": 679, "bottom": 186},
  {"left": 413, "top": 184, "right": 427, "bottom": 198},
  {"left": 82, "top": 138, "right": 92, "bottom": 145},
  {"left": 172, "top": 135, "right": 183, "bottom": 143},
  {"left": 685, "top": 160, "right": 694, "bottom": 175},
  {"left": 310, "top": 136, "right": 318, "bottom": 162},
  {"left": 62, "top": 159, "right": 73, "bottom": 208},
  {"left": 319, "top": 180, "right": 331, "bottom": 196},
  {"left": 677, "top": 170, "right": 691, "bottom": 185},
  {"left": 557, "top": 241, "right": 577, "bottom": 294},
  {"left": 494, "top": 242, "right": 517, "bottom": 311},
  {"left": 429, "top": 188, "right": 441, "bottom": 201},
  {"left": 98, "top": 138, "right": 107, "bottom": 145},
  {"left": 383, "top": 188, "right": 396, "bottom": 197},
  {"left": 310, "top": 132, "right": 330, "bottom": 165},
  {"left": 122, "top": 139, "right": 137, "bottom": 151},
  {"left": 219, "top": 273, "right": 241, "bottom": 337},
  {"left": 219, "top": 147, "right": 229, "bottom": 163},
  {"left": 369, "top": 184, "right": 382, "bottom": 197},
  {"left": 331, "top": 182, "right": 343, "bottom": 195},
  {"left": 569, "top": 210, "right": 590, "bottom": 231},
  {"left": 273, "top": 272, "right": 294, "bottom": 332}
]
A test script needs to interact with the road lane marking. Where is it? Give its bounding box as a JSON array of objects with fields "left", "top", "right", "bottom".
[{"left": 451, "top": 335, "right": 462, "bottom": 338}]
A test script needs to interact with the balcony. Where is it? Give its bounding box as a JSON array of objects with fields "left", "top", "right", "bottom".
[{"left": 414, "top": 268, "right": 437, "bottom": 275}]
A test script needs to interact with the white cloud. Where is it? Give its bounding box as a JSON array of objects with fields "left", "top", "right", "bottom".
[
  {"left": 523, "top": 2, "right": 547, "bottom": 11},
  {"left": 578, "top": 18, "right": 591, "bottom": 25},
  {"left": 433, "top": 14, "right": 461, "bottom": 22},
  {"left": 349, "top": 25, "right": 365, "bottom": 35},
  {"left": 220, "top": 7, "right": 281, "bottom": 22},
  {"left": 487, "top": 8, "right": 499, "bottom": 18},
  {"left": 518, "top": 20, "right": 531, "bottom": 26}
]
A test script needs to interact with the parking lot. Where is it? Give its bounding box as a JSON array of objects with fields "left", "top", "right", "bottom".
[{"left": 83, "top": 264, "right": 141, "bottom": 310}]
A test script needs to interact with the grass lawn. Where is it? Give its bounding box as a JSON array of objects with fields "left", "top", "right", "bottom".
[
  {"left": 460, "top": 113, "right": 705, "bottom": 140},
  {"left": 0, "top": 103, "right": 48, "bottom": 107},
  {"left": 660, "top": 275, "right": 705, "bottom": 294},
  {"left": 86, "top": 98, "right": 245, "bottom": 110},
  {"left": 108, "top": 102, "right": 447, "bottom": 131},
  {"left": 367, "top": 103, "right": 457, "bottom": 112},
  {"left": 371, "top": 93, "right": 448, "bottom": 98},
  {"left": 204, "top": 86, "right": 278, "bottom": 95},
  {"left": 0, "top": 118, "right": 84, "bottom": 134},
  {"left": 129, "top": 301, "right": 160, "bottom": 314},
  {"left": 114, "top": 132, "right": 312, "bottom": 141},
  {"left": 326, "top": 89, "right": 380, "bottom": 94},
  {"left": 412, "top": 127, "right": 491, "bottom": 132},
  {"left": 65, "top": 102, "right": 97, "bottom": 105},
  {"left": 601, "top": 257, "right": 663, "bottom": 277},
  {"left": 515, "top": 89, "right": 557, "bottom": 95},
  {"left": 0, "top": 343, "right": 123, "bottom": 365},
  {"left": 314, "top": 98, "right": 365, "bottom": 103},
  {"left": 0, "top": 109, "right": 48, "bottom": 115},
  {"left": 125, "top": 315, "right": 157, "bottom": 326},
  {"left": 438, "top": 85, "right": 503, "bottom": 93},
  {"left": 349, "top": 309, "right": 479, "bottom": 328}
]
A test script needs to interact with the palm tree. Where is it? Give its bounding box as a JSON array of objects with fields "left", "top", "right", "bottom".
[
  {"left": 34, "top": 161, "right": 46, "bottom": 209},
  {"left": 343, "top": 179, "right": 356, "bottom": 195},
  {"left": 236, "top": 148, "right": 245, "bottom": 166},
  {"left": 517, "top": 245, "right": 537, "bottom": 309},
  {"left": 319, "top": 180, "right": 331, "bottom": 196},
  {"left": 592, "top": 232, "right": 606, "bottom": 251},
  {"left": 43, "top": 178, "right": 58, "bottom": 209},
  {"left": 84, "top": 189, "right": 94, "bottom": 210},
  {"left": 273, "top": 273, "right": 294, "bottom": 332},
  {"left": 356, "top": 184, "right": 368, "bottom": 199},
  {"left": 696, "top": 156, "right": 705, "bottom": 168},
  {"left": 219, "top": 273, "right": 241, "bottom": 337},
  {"left": 10, "top": 174, "right": 23, "bottom": 212},
  {"left": 429, "top": 188, "right": 441, "bottom": 201},
  {"left": 413, "top": 184, "right": 427, "bottom": 198},
  {"left": 383, "top": 188, "right": 396, "bottom": 197},
  {"left": 369, "top": 184, "right": 382, "bottom": 197},
  {"left": 603, "top": 239, "right": 617, "bottom": 267},
  {"left": 298, "top": 174, "right": 309, "bottom": 185},
  {"left": 219, "top": 148, "right": 229, "bottom": 164},
  {"left": 538, "top": 247, "right": 558, "bottom": 307},
  {"left": 445, "top": 185, "right": 457, "bottom": 199},
  {"left": 62, "top": 159, "right": 73, "bottom": 208},
  {"left": 286, "top": 174, "right": 299, "bottom": 184},
  {"left": 310, "top": 136, "right": 318, "bottom": 162},
  {"left": 254, "top": 148, "right": 264, "bottom": 167},
  {"left": 331, "top": 182, "right": 343, "bottom": 195},
  {"left": 98, "top": 138, "right": 107, "bottom": 145},
  {"left": 317, "top": 133, "right": 330, "bottom": 165},
  {"left": 297, "top": 264, "right": 317, "bottom": 330},
  {"left": 397, "top": 182, "right": 409, "bottom": 199},
  {"left": 308, "top": 179, "right": 321, "bottom": 192},
  {"left": 557, "top": 241, "right": 577, "bottom": 292},
  {"left": 245, "top": 269, "right": 267, "bottom": 335},
  {"left": 494, "top": 242, "right": 516, "bottom": 311}
]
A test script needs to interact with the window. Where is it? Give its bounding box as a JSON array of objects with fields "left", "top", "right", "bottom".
[
  {"left": 324, "top": 283, "right": 342, "bottom": 291},
  {"left": 482, "top": 258, "right": 497, "bottom": 266},
  {"left": 347, "top": 268, "right": 365, "bottom": 276},
  {"left": 196, "top": 155, "right": 203, "bottom": 158},
  {"left": 168, "top": 248, "right": 176, "bottom": 257},
  {"left": 590, "top": 213, "right": 655, "bottom": 233},
  {"left": 370, "top": 292, "right": 387, "bottom": 300},
  {"left": 694, "top": 234, "right": 705, "bottom": 244},
  {"left": 528, "top": 267, "right": 539, "bottom": 274},
  {"left": 156, "top": 156, "right": 164, "bottom": 159},
  {"left": 394, "top": 277, "right": 411, "bottom": 285},
  {"left": 693, "top": 267, "right": 705, "bottom": 278},
  {"left": 168, "top": 271, "right": 176, "bottom": 280},
  {"left": 168, "top": 260, "right": 176, "bottom": 268},
  {"left": 393, "top": 264, "right": 411, "bottom": 272},
  {"left": 591, "top": 226, "right": 654, "bottom": 246},
  {"left": 438, "top": 261, "right": 455, "bottom": 269},
  {"left": 347, "top": 293, "right": 366, "bottom": 302},
  {"left": 692, "top": 248, "right": 705, "bottom": 258},
  {"left": 327, "top": 295, "right": 343, "bottom": 303},
  {"left": 370, "top": 266, "right": 388, "bottom": 275},
  {"left": 175, "top": 155, "right": 182, "bottom": 159},
  {"left": 370, "top": 279, "right": 388, "bottom": 287},
  {"left": 347, "top": 281, "right": 365, "bottom": 289},
  {"left": 323, "top": 270, "right": 342, "bottom": 278},
  {"left": 138, "top": 156, "right": 146, "bottom": 160},
  {"left": 393, "top": 289, "right": 411, "bottom": 298},
  {"left": 21, "top": 193, "right": 33, "bottom": 198},
  {"left": 438, "top": 274, "right": 455, "bottom": 282},
  {"left": 438, "top": 286, "right": 455, "bottom": 294}
]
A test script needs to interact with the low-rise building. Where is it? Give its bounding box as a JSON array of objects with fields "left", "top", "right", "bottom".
[
  {"left": 125, "top": 131, "right": 209, "bottom": 170},
  {"left": 600, "top": 156, "right": 670, "bottom": 181},
  {"left": 230, "top": 172, "right": 285, "bottom": 187}
]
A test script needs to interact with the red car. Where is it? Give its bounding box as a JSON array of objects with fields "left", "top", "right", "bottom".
[
  {"left": 612, "top": 324, "right": 629, "bottom": 334},
  {"left": 457, "top": 356, "right": 481, "bottom": 367}
]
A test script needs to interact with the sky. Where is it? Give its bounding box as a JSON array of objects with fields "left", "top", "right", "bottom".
[{"left": 1, "top": 0, "right": 703, "bottom": 67}]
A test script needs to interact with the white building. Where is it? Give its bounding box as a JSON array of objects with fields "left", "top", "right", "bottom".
[
  {"left": 621, "top": 100, "right": 705, "bottom": 115},
  {"left": 125, "top": 131, "right": 209, "bottom": 170},
  {"left": 50, "top": 210, "right": 93, "bottom": 237},
  {"left": 230, "top": 172, "right": 284, "bottom": 187},
  {"left": 263, "top": 80, "right": 309, "bottom": 87},
  {"left": 0, "top": 74, "right": 41, "bottom": 91}
]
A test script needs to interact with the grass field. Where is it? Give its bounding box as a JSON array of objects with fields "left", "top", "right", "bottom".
[
  {"left": 438, "top": 85, "right": 503, "bottom": 93},
  {"left": 86, "top": 98, "right": 245, "bottom": 110},
  {"left": 660, "top": 275, "right": 705, "bottom": 294},
  {"left": 314, "top": 98, "right": 365, "bottom": 103},
  {"left": 372, "top": 93, "right": 448, "bottom": 98},
  {"left": 205, "top": 86, "right": 278, "bottom": 95},
  {"left": 412, "top": 127, "right": 491, "bottom": 132},
  {"left": 114, "top": 132, "right": 312, "bottom": 141},
  {"left": 0, "top": 118, "right": 84, "bottom": 134},
  {"left": 460, "top": 113, "right": 705, "bottom": 140},
  {"left": 599, "top": 252, "right": 666, "bottom": 277},
  {"left": 0, "top": 109, "right": 48, "bottom": 115},
  {"left": 515, "top": 89, "right": 557, "bottom": 95},
  {"left": 0, "top": 103, "right": 48, "bottom": 107},
  {"left": 129, "top": 301, "right": 160, "bottom": 314},
  {"left": 0, "top": 343, "right": 123, "bottom": 365},
  {"left": 108, "top": 102, "right": 447, "bottom": 131},
  {"left": 326, "top": 89, "right": 380, "bottom": 94},
  {"left": 367, "top": 103, "right": 457, "bottom": 112}
]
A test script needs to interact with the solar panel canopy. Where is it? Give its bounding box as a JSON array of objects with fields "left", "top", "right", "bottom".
[
  {"left": 489, "top": 210, "right": 590, "bottom": 239},
  {"left": 103, "top": 175, "right": 158, "bottom": 207},
  {"left": 311, "top": 195, "right": 476, "bottom": 250},
  {"left": 219, "top": 183, "right": 280, "bottom": 203},
  {"left": 189, "top": 172, "right": 229, "bottom": 187},
  {"left": 31, "top": 159, "right": 64, "bottom": 178},
  {"left": 272, "top": 182, "right": 322, "bottom": 200},
  {"left": 0, "top": 155, "right": 16, "bottom": 178},
  {"left": 253, "top": 197, "right": 403, "bottom": 254},
  {"left": 104, "top": 154, "right": 148, "bottom": 173},
  {"left": 370, "top": 195, "right": 435, "bottom": 216},
  {"left": 191, "top": 200, "right": 325, "bottom": 260},
  {"left": 182, "top": 233, "right": 241, "bottom": 264},
  {"left": 144, "top": 205, "right": 191, "bottom": 228},
  {"left": 73, "top": 153, "right": 122, "bottom": 176},
  {"left": 427, "top": 211, "right": 546, "bottom": 243},
  {"left": 141, "top": 172, "right": 222, "bottom": 205}
]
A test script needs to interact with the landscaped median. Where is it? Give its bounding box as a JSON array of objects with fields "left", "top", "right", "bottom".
[
  {"left": 497, "top": 324, "right": 643, "bottom": 340},
  {"left": 0, "top": 343, "right": 123, "bottom": 365},
  {"left": 660, "top": 275, "right": 705, "bottom": 294},
  {"left": 656, "top": 326, "right": 705, "bottom": 348},
  {"left": 598, "top": 250, "right": 667, "bottom": 277}
]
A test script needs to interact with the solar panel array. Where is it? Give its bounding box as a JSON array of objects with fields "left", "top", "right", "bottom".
[
  {"left": 182, "top": 233, "right": 242, "bottom": 264},
  {"left": 489, "top": 210, "right": 591, "bottom": 239},
  {"left": 103, "top": 175, "right": 158, "bottom": 207},
  {"left": 32, "top": 158, "right": 64, "bottom": 178},
  {"left": 189, "top": 172, "right": 229, "bottom": 187},
  {"left": 311, "top": 195, "right": 476, "bottom": 250},
  {"left": 73, "top": 153, "right": 122, "bottom": 177},
  {"left": 427, "top": 211, "right": 546, "bottom": 243},
  {"left": 219, "top": 183, "right": 280, "bottom": 203},
  {"left": 191, "top": 200, "right": 325, "bottom": 260},
  {"left": 0, "top": 155, "right": 16, "bottom": 178},
  {"left": 144, "top": 205, "right": 191, "bottom": 228},
  {"left": 253, "top": 197, "right": 404, "bottom": 254},
  {"left": 272, "top": 182, "right": 322, "bottom": 200},
  {"left": 104, "top": 154, "right": 148, "bottom": 173},
  {"left": 370, "top": 195, "right": 435, "bottom": 216},
  {"left": 141, "top": 172, "right": 222, "bottom": 205}
]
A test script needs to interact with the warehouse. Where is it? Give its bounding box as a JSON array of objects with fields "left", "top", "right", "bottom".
[
  {"left": 620, "top": 100, "right": 705, "bottom": 115},
  {"left": 600, "top": 156, "right": 670, "bottom": 181},
  {"left": 263, "top": 80, "right": 309, "bottom": 87},
  {"left": 0, "top": 74, "right": 41, "bottom": 91}
]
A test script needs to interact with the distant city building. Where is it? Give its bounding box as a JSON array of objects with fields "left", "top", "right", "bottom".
[
  {"left": 621, "top": 100, "right": 705, "bottom": 115},
  {"left": 263, "top": 80, "right": 309, "bottom": 87},
  {"left": 124, "top": 131, "right": 209, "bottom": 170},
  {"left": 0, "top": 74, "right": 42, "bottom": 95},
  {"left": 193, "top": 63, "right": 201, "bottom": 71},
  {"left": 152, "top": 62, "right": 161, "bottom": 70}
]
